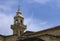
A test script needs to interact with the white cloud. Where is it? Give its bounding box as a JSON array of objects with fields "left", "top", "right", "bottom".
[
  {"left": 0, "top": 13, "right": 13, "bottom": 35},
  {"left": 24, "top": 12, "right": 53, "bottom": 32},
  {"left": 0, "top": 5, "right": 12, "bottom": 12},
  {"left": 24, "top": 17, "right": 52, "bottom": 32},
  {"left": 5, "top": 0, "right": 18, "bottom": 6},
  {"left": 0, "top": 0, "right": 18, "bottom": 13},
  {"left": 34, "top": 0, "right": 60, "bottom": 7},
  {"left": 25, "top": 0, "right": 50, "bottom": 4},
  {"left": 0, "top": 0, "right": 18, "bottom": 35},
  {"left": 49, "top": 0, "right": 60, "bottom": 8},
  {"left": 25, "top": 0, "right": 60, "bottom": 8},
  {"left": 0, "top": 0, "right": 18, "bottom": 10},
  {"left": 1, "top": 0, "right": 18, "bottom": 6},
  {"left": 34, "top": 0, "right": 50, "bottom": 4}
]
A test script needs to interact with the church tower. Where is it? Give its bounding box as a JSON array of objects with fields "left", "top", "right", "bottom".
[{"left": 11, "top": 6, "right": 27, "bottom": 36}]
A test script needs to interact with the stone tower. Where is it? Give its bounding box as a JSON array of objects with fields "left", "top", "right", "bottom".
[{"left": 11, "top": 6, "right": 26, "bottom": 37}]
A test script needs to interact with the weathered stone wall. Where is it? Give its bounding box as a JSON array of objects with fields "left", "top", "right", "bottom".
[
  {"left": 45, "top": 28, "right": 60, "bottom": 35},
  {"left": 38, "top": 35, "right": 50, "bottom": 41},
  {"left": 0, "top": 36, "right": 4, "bottom": 41},
  {"left": 38, "top": 34, "right": 60, "bottom": 41},
  {"left": 39, "top": 28, "right": 60, "bottom": 36},
  {"left": 28, "top": 27, "right": 60, "bottom": 38},
  {"left": 28, "top": 27, "right": 60, "bottom": 41},
  {"left": 5, "top": 35, "right": 18, "bottom": 41}
]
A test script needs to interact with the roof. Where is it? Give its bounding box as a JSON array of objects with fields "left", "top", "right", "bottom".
[
  {"left": 25, "top": 26, "right": 60, "bottom": 36},
  {"left": 23, "top": 31, "right": 34, "bottom": 36},
  {"left": 35, "top": 25, "right": 60, "bottom": 34}
]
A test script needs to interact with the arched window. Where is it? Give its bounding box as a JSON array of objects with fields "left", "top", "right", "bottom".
[
  {"left": 21, "top": 20, "right": 23, "bottom": 23},
  {"left": 16, "top": 20, "right": 18, "bottom": 24}
]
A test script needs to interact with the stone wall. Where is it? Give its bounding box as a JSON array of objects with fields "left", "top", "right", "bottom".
[
  {"left": 0, "top": 36, "right": 4, "bottom": 41},
  {"left": 5, "top": 35, "right": 18, "bottom": 41},
  {"left": 38, "top": 34, "right": 60, "bottom": 41},
  {"left": 28, "top": 27, "right": 60, "bottom": 38}
]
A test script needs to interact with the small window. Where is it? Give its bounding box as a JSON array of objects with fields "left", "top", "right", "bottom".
[
  {"left": 16, "top": 20, "right": 18, "bottom": 23},
  {"left": 21, "top": 20, "right": 22, "bottom": 23}
]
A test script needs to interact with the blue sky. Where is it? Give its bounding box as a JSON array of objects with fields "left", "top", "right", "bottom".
[{"left": 0, "top": 0, "right": 60, "bottom": 35}]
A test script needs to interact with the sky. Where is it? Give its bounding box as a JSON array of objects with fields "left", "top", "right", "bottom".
[{"left": 0, "top": 0, "right": 60, "bottom": 35}]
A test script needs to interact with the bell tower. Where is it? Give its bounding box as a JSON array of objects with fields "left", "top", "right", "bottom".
[{"left": 11, "top": 6, "right": 26, "bottom": 36}]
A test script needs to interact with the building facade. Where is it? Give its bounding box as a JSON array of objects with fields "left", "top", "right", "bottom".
[{"left": 0, "top": 6, "right": 60, "bottom": 41}]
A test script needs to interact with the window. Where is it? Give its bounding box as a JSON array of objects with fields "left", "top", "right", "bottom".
[
  {"left": 21, "top": 20, "right": 23, "bottom": 23},
  {"left": 16, "top": 20, "right": 18, "bottom": 24}
]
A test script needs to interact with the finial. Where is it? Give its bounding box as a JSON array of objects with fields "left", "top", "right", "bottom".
[
  {"left": 16, "top": 5, "right": 22, "bottom": 15},
  {"left": 17, "top": 5, "right": 20, "bottom": 12}
]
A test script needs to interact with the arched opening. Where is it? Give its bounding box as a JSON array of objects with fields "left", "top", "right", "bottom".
[
  {"left": 16, "top": 20, "right": 18, "bottom": 24},
  {"left": 21, "top": 20, "right": 23, "bottom": 23},
  {"left": 18, "top": 37, "right": 44, "bottom": 41}
]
